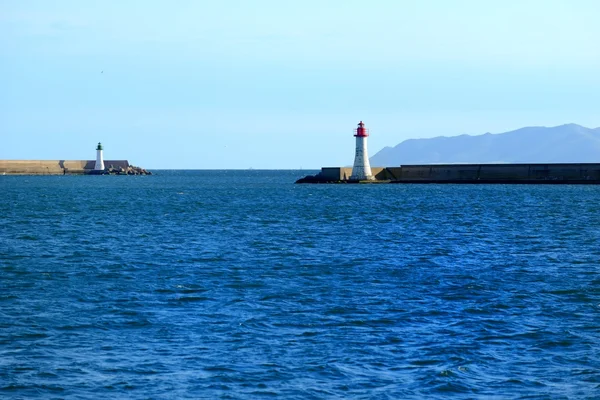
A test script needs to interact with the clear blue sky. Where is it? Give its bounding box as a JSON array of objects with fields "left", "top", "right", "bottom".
[{"left": 1, "top": 0, "right": 599, "bottom": 168}]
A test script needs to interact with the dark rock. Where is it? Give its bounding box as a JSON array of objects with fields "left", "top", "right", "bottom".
[
  {"left": 295, "top": 174, "right": 342, "bottom": 184},
  {"left": 97, "top": 164, "right": 152, "bottom": 175}
]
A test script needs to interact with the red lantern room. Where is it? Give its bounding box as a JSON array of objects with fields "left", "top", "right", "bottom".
[{"left": 354, "top": 121, "right": 369, "bottom": 137}]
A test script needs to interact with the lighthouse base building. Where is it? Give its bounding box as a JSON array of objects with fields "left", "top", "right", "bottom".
[{"left": 350, "top": 121, "right": 375, "bottom": 181}]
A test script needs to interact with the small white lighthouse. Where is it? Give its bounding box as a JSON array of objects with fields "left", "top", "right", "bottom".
[
  {"left": 350, "top": 121, "right": 374, "bottom": 181},
  {"left": 95, "top": 142, "right": 105, "bottom": 171}
]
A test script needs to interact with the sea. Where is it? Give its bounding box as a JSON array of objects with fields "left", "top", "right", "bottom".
[{"left": 1, "top": 170, "right": 599, "bottom": 399}]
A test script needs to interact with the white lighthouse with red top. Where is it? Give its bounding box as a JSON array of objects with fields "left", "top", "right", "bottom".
[{"left": 350, "top": 121, "right": 374, "bottom": 181}]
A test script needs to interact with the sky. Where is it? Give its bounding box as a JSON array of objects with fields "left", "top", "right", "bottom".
[{"left": 1, "top": 0, "right": 599, "bottom": 168}]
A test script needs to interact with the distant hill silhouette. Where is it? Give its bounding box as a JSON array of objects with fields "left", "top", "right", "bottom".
[{"left": 370, "top": 124, "right": 600, "bottom": 166}]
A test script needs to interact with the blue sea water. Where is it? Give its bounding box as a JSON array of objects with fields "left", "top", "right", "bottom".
[{"left": 1, "top": 170, "right": 599, "bottom": 399}]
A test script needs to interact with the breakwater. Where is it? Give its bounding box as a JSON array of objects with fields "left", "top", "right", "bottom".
[
  {"left": 296, "top": 163, "right": 600, "bottom": 183},
  {"left": 0, "top": 160, "right": 150, "bottom": 175}
]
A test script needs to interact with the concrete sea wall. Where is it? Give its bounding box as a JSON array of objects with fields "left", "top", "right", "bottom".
[
  {"left": 300, "top": 163, "right": 600, "bottom": 183},
  {"left": 0, "top": 160, "right": 129, "bottom": 175}
]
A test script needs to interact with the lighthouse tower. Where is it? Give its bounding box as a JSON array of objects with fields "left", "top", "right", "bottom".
[
  {"left": 350, "top": 121, "right": 374, "bottom": 181},
  {"left": 95, "top": 142, "right": 105, "bottom": 171}
]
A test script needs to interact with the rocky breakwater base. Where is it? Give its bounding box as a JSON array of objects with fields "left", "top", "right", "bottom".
[
  {"left": 296, "top": 167, "right": 391, "bottom": 183},
  {"left": 93, "top": 164, "right": 152, "bottom": 175},
  {"left": 295, "top": 174, "right": 382, "bottom": 184}
]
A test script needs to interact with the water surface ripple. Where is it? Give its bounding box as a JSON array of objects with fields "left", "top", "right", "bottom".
[{"left": 1, "top": 171, "right": 599, "bottom": 399}]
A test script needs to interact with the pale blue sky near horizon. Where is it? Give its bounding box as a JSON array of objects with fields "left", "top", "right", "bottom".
[{"left": 1, "top": 0, "right": 599, "bottom": 168}]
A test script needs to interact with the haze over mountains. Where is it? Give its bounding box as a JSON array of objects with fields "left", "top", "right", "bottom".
[{"left": 370, "top": 124, "right": 600, "bottom": 166}]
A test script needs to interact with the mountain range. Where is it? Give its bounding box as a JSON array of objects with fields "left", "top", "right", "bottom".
[{"left": 370, "top": 124, "right": 600, "bottom": 166}]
